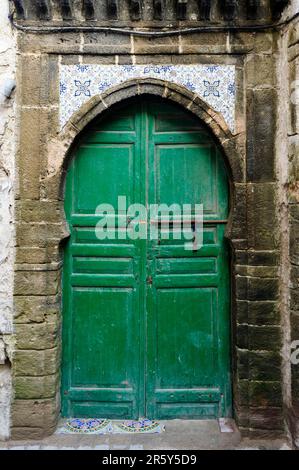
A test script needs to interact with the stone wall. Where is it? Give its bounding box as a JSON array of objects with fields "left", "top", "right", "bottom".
[
  {"left": 11, "top": 29, "right": 281, "bottom": 440},
  {"left": 0, "top": 2, "right": 16, "bottom": 440},
  {"left": 286, "top": 0, "right": 299, "bottom": 447},
  {"left": 2, "top": 0, "right": 299, "bottom": 443}
]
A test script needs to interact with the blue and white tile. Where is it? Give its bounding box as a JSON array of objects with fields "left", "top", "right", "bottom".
[{"left": 59, "top": 64, "right": 236, "bottom": 131}]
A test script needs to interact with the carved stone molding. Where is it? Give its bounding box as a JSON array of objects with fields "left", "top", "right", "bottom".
[
  {"left": 10, "top": 0, "right": 291, "bottom": 23},
  {"left": 60, "top": 0, "right": 72, "bottom": 20},
  {"left": 82, "top": 0, "right": 95, "bottom": 20},
  {"left": 35, "top": 0, "right": 51, "bottom": 20},
  {"left": 12, "top": 0, "right": 25, "bottom": 19}
]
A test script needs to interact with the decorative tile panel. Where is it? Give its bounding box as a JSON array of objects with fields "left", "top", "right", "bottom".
[{"left": 59, "top": 64, "right": 236, "bottom": 131}]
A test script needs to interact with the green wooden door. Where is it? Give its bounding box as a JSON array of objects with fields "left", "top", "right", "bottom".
[{"left": 61, "top": 98, "right": 231, "bottom": 419}]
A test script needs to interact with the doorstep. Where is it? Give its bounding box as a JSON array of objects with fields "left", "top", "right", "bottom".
[{"left": 0, "top": 420, "right": 292, "bottom": 450}]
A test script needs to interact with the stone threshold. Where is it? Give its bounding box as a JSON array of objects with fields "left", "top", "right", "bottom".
[{"left": 0, "top": 420, "right": 293, "bottom": 450}]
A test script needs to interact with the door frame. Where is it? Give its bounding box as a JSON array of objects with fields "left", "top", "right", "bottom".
[
  {"left": 14, "top": 78, "right": 245, "bottom": 432},
  {"left": 61, "top": 95, "right": 234, "bottom": 419}
]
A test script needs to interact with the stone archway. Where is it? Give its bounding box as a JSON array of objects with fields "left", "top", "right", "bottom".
[{"left": 12, "top": 78, "right": 246, "bottom": 438}]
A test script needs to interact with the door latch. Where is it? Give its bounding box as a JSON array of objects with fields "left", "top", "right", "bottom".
[{"left": 146, "top": 276, "right": 153, "bottom": 285}]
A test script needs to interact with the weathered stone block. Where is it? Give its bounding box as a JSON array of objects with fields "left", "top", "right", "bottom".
[
  {"left": 16, "top": 222, "right": 66, "bottom": 248},
  {"left": 247, "top": 250, "right": 279, "bottom": 266},
  {"left": 18, "top": 109, "right": 44, "bottom": 200},
  {"left": 15, "top": 201, "right": 63, "bottom": 224},
  {"left": 235, "top": 251, "right": 248, "bottom": 265},
  {"left": 290, "top": 265, "right": 299, "bottom": 289},
  {"left": 248, "top": 325, "right": 281, "bottom": 351},
  {"left": 249, "top": 408, "right": 284, "bottom": 431},
  {"left": 133, "top": 36, "right": 179, "bottom": 55},
  {"left": 247, "top": 301, "right": 280, "bottom": 325},
  {"left": 290, "top": 288, "right": 299, "bottom": 311},
  {"left": 16, "top": 246, "right": 61, "bottom": 265},
  {"left": 40, "top": 54, "right": 60, "bottom": 106},
  {"left": 236, "top": 348, "right": 249, "bottom": 380},
  {"left": 289, "top": 204, "right": 299, "bottom": 221},
  {"left": 246, "top": 89, "right": 276, "bottom": 182},
  {"left": 221, "top": 133, "right": 246, "bottom": 183},
  {"left": 19, "top": 54, "right": 42, "bottom": 106},
  {"left": 18, "top": 53, "right": 59, "bottom": 106},
  {"left": 289, "top": 22, "right": 299, "bottom": 48},
  {"left": 14, "top": 270, "right": 60, "bottom": 296},
  {"left": 15, "top": 322, "right": 59, "bottom": 350},
  {"left": 236, "top": 324, "right": 249, "bottom": 349},
  {"left": 181, "top": 32, "right": 228, "bottom": 54},
  {"left": 235, "top": 276, "right": 279, "bottom": 302},
  {"left": 82, "top": 32, "right": 131, "bottom": 54},
  {"left": 11, "top": 398, "right": 59, "bottom": 429},
  {"left": 234, "top": 405, "right": 249, "bottom": 428},
  {"left": 231, "top": 183, "right": 247, "bottom": 241},
  {"left": 14, "top": 295, "right": 60, "bottom": 323},
  {"left": 289, "top": 57, "right": 299, "bottom": 136},
  {"left": 228, "top": 32, "right": 274, "bottom": 54},
  {"left": 243, "top": 428, "right": 285, "bottom": 439},
  {"left": 235, "top": 264, "right": 278, "bottom": 278},
  {"left": 249, "top": 381, "right": 282, "bottom": 407},
  {"left": 236, "top": 300, "right": 249, "bottom": 324},
  {"left": 14, "top": 348, "right": 59, "bottom": 376},
  {"left": 246, "top": 54, "right": 276, "bottom": 88},
  {"left": 290, "top": 220, "right": 299, "bottom": 265},
  {"left": 286, "top": 405, "right": 299, "bottom": 449},
  {"left": 247, "top": 183, "right": 278, "bottom": 250},
  {"left": 246, "top": 266, "right": 278, "bottom": 278},
  {"left": 248, "top": 351, "right": 281, "bottom": 381},
  {"left": 236, "top": 275, "right": 248, "bottom": 300},
  {"left": 291, "top": 311, "right": 299, "bottom": 340},
  {"left": 18, "top": 32, "right": 81, "bottom": 54},
  {"left": 253, "top": 33, "right": 276, "bottom": 53},
  {"left": 236, "top": 250, "right": 280, "bottom": 268},
  {"left": 292, "top": 376, "right": 299, "bottom": 402},
  {"left": 15, "top": 375, "right": 58, "bottom": 399},
  {"left": 11, "top": 427, "right": 46, "bottom": 440},
  {"left": 83, "top": 55, "right": 116, "bottom": 65},
  {"left": 235, "top": 380, "right": 249, "bottom": 407}
]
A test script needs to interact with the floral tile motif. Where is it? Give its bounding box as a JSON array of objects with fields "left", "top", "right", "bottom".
[
  {"left": 56, "top": 418, "right": 164, "bottom": 434},
  {"left": 114, "top": 419, "right": 164, "bottom": 434},
  {"left": 55, "top": 418, "right": 112, "bottom": 434},
  {"left": 59, "top": 64, "right": 236, "bottom": 131}
]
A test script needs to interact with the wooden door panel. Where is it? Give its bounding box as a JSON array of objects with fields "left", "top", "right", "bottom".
[
  {"left": 155, "top": 288, "right": 217, "bottom": 387},
  {"left": 71, "top": 288, "right": 137, "bottom": 387},
  {"left": 146, "top": 102, "right": 231, "bottom": 419},
  {"left": 74, "top": 145, "right": 135, "bottom": 213},
  {"left": 61, "top": 105, "right": 143, "bottom": 419},
  {"left": 155, "top": 144, "right": 216, "bottom": 212},
  {"left": 155, "top": 257, "right": 217, "bottom": 274},
  {"left": 73, "top": 257, "right": 134, "bottom": 274}
]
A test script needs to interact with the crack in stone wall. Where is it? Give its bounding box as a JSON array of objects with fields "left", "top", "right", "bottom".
[{"left": 0, "top": 0, "right": 16, "bottom": 441}]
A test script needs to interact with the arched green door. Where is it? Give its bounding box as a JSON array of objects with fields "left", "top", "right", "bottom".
[{"left": 62, "top": 98, "right": 231, "bottom": 419}]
